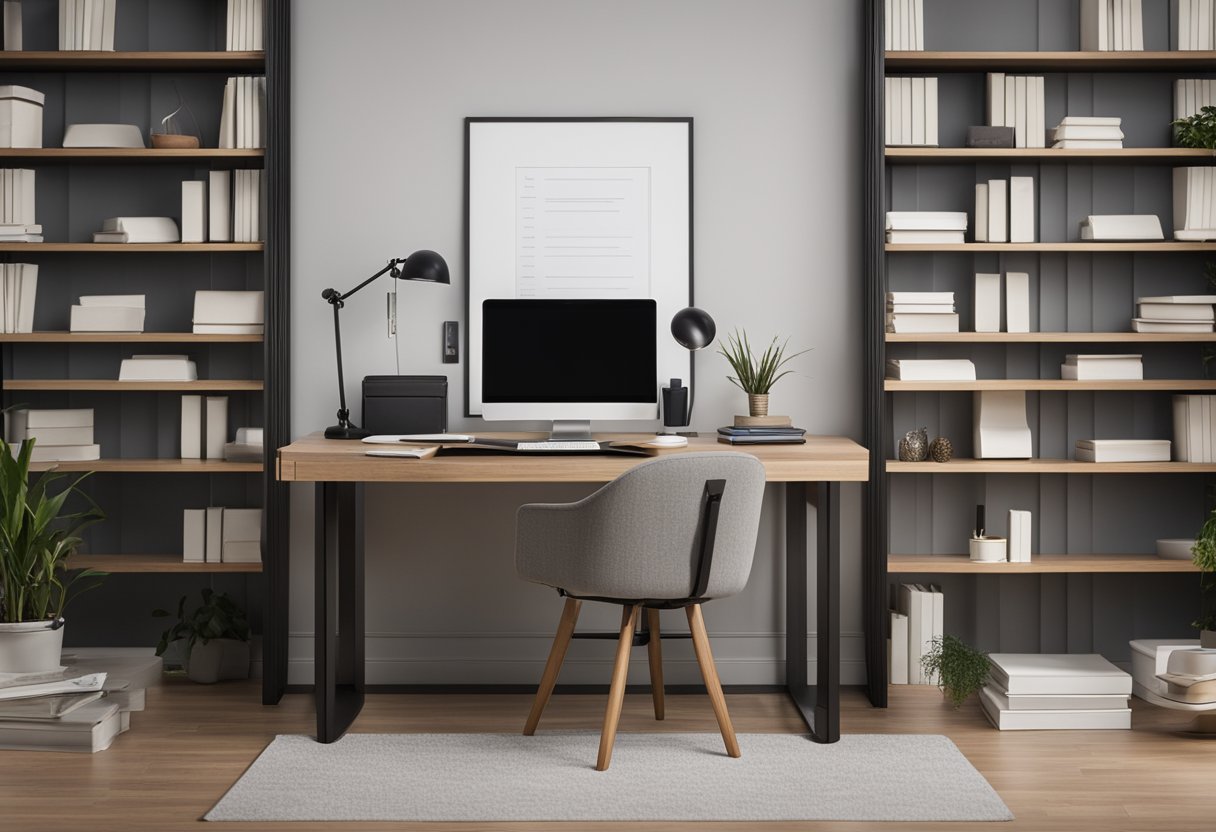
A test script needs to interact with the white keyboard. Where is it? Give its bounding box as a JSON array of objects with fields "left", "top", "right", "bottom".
[{"left": 515, "top": 440, "right": 603, "bottom": 452}]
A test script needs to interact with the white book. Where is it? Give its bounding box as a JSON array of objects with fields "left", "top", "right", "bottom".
[
  {"left": 59, "top": 0, "right": 67, "bottom": 50},
  {"left": 233, "top": 170, "right": 245, "bottom": 242},
  {"left": 99, "top": 216, "right": 179, "bottom": 243},
  {"left": 885, "top": 230, "right": 965, "bottom": 244},
  {"left": 1009, "top": 176, "right": 1035, "bottom": 242},
  {"left": 226, "top": 0, "right": 236, "bottom": 50},
  {"left": 1004, "top": 76, "right": 1016, "bottom": 137},
  {"left": 980, "top": 686, "right": 1131, "bottom": 730},
  {"left": 243, "top": 76, "right": 254, "bottom": 149},
  {"left": 16, "top": 263, "right": 34, "bottom": 333},
  {"left": 887, "top": 291, "right": 955, "bottom": 305},
  {"left": 1008, "top": 509, "right": 1031, "bottom": 562},
  {"left": 975, "top": 183, "right": 989, "bottom": 242},
  {"left": 927, "top": 584, "right": 943, "bottom": 686},
  {"left": 1181, "top": 0, "right": 1193, "bottom": 49},
  {"left": 1136, "top": 319, "right": 1214, "bottom": 332},
  {"left": 1206, "top": 395, "right": 1215, "bottom": 464},
  {"left": 100, "top": 0, "right": 114, "bottom": 50},
  {"left": 180, "top": 395, "right": 201, "bottom": 459},
  {"left": 1030, "top": 76, "right": 1044, "bottom": 148},
  {"left": 19, "top": 168, "right": 33, "bottom": 226},
  {"left": 252, "top": 0, "right": 264, "bottom": 50},
  {"left": 899, "top": 584, "right": 929, "bottom": 684},
  {"left": 0, "top": 700, "right": 123, "bottom": 753},
  {"left": 889, "top": 611, "right": 908, "bottom": 685},
  {"left": 884, "top": 78, "right": 892, "bottom": 145},
  {"left": 1014, "top": 76, "right": 1027, "bottom": 148},
  {"left": 221, "top": 508, "right": 261, "bottom": 543},
  {"left": 987, "top": 72, "right": 1005, "bottom": 126},
  {"left": 26, "top": 408, "right": 92, "bottom": 428},
  {"left": 1082, "top": 214, "right": 1163, "bottom": 240},
  {"left": 985, "top": 686, "right": 1129, "bottom": 711},
  {"left": 901, "top": 77, "right": 912, "bottom": 147},
  {"left": 1060, "top": 360, "right": 1143, "bottom": 380},
  {"left": 183, "top": 509, "right": 205, "bottom": 563},
  {"left": 255, "top": 76, "right": 266, "bottom": 148},
  {"left": 1053, "top": 125, "right": 1125, "bottom": 140},
  {"left": 219, "top": 78, "right": 236, "bottom": 149},
  {"left": 1058, "top": 115, "right": 1123, "bottom": 127},
  {"left": 925, "top": 77, "right": 938, "bottom": 146},
  {"left": 191, "top": 323, "right": 264, "bottom": 335},
  {"left": 912, "top": 0, "right": 922, "bottom": 49},
  {"left": 3, "top": 0, "right": 21, "bottom": 50},
  {"left": 88, "top": 0, "right": 102, "bottom": 50},
  {"left": 24, "top": 425, "right": 93, "bottom": 446},
  {"left": 193, "top": 290, "right": 264, "bottom": 325},
  {"left": 911, "top": 77, "right": 925, "bottom": 145},
  {"left": 892, "top": 0, "right": 903, "bottom": 50},
  {"left": 208, "top": 170, "right": 231, "bottom": 242},
  {"left": 205, "top": 396, "right": 228, "bottom": 459},
  {"left": 1131, "top": 0, "right": 1144, "bottom": 50},
  {"left": 1074, "top": 439, "right": 1170, "bottom": 463},
  {"left": 254, "top": 169, "right": 264, "bottom": 241},
  {"left": 205, "top": 507, "right": 223, "bottom": 564},
  {"left": 1005, "top": 271, "right": 1030, "bottom": 332},
  {"left": 988, "top": 653, "right": 1134, "bottom": 695},
  {"left": 1113, "top": 0, "right": 1125, "bottom": 49},
  {"left": 79, "top": 294, "right": 145, "bottom": 307},
  {"left": 885, "top": 358, "right": 977, "bottom": 381},
  {"left": 1139, "top": 294, "right": 1216, "bottom": 304},
  {"left": 884, "top": 0, "right": 892, "bottom": 51},
  {"left": 118, "top": 356, "right": 198, "bottom": 382},
  {"left": 69, "top": 305, "right": 144, "bottom": 332},
  {"left": 1138, "top": 302, "right": 1214, "bottom": 320},
  {"left": 180, "top": 180, "right": 206, "bottom": 244},
  {"left": 887, "top": 303, "right": 955, "bottom": 314},
  {"left": 23, "top": 444, "right": 100, "bottom": 462},
  {"left": 221, "top": 540, "right": 261, "bottom": 563},
  {"left": 2, "top": 263, "right": 13, "bottom": 333},
  {"left": 1201, "top": 0, "right": 1213, "bottom": 49},
  {"left": 988, "top": 179, "right": 1008, "bottom": 243},
  {"left": 885, "top": 211, "right": 968, "bottom": 230},
  {"left": 975, "top": 272, "right": 1001, "bottom": 332},
  {"left": 884, "top": 313, "right": 960, "bottom": 333},
  {"left": 1052, "top": 139, "right": 1124, "bottom": 149},
  {"left": 974, "top": 389, "right": 1033, "bottom": 458},
  {"left": 1081, "top": 0, "right": 1109, "bottom": 50}
]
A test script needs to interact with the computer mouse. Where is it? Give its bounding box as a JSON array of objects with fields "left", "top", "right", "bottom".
[{"left": 648, "top": 435, "right": 688, "bottom": 447}]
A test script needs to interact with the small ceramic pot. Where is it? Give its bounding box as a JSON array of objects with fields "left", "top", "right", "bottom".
[
  {"left": 969, "top": 536, "right": 1008, "bottom": 563},
  {"left": 748, "top": 394, "right": 769, "bottom": 417},
  {"left": 187, "top": 639, "right": 251, "bottom": 684}
]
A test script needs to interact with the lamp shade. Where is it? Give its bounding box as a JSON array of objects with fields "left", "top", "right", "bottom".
[
  {"left": 400, "top": 249, "right": 450, "bottom": 284},
  {"left": 670, "top": 306, "right": 716, "bottom": 350}
]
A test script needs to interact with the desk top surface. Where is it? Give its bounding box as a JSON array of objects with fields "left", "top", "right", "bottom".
[{"left": 277, "top": 432, "right": 869, "bottom": 484}]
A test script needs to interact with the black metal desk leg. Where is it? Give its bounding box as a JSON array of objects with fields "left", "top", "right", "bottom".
[{"left": 315, "top": 481, "right": 365, "bottom": 743}]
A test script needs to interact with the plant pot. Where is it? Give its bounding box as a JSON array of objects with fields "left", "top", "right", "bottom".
[
  {"left": 748, "top": 394, "right": 769, "bottom": 417},
  {"left": 0, "top": 619, "right": 64, "bottom": 673},
  {"left": 186, "top": 638, "right": 250, "bottom": 684},
  {"left": 1202, "top": 630, "right": 1216, "bottom": 649}
]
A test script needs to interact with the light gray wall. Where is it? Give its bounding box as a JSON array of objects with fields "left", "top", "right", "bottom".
[{"left": 289, "top": 0, "right": 864, "bottom": 686}]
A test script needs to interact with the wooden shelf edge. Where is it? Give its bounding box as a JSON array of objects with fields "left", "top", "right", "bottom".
[
  {"left": 886, "top": 242, "right": 1216, "bottom": 252},
  {"left": 64, "top": 554, "right": 262, "bottom": 573},
  {"left": 886, "top": 147, "right": 1216, "bottom": 163},
  {"left": 888, "top": 553, "right": 1199, "bottom": 573},
  {"left": 886, "top": 332, "right": 1216, "bottom": 343},
  {"left": 0, "top": 51, "right": 265, "bottom": 71},
  {"left": 885, "top": 50, "right": 1216, "bottom": 70},
  {"left": 0, "top": 149, "right": 265, "bottom": 161},
  {"left": 28, "top": 460, "right": 263, "bottom": 473},
  {"left": 0, "top": 332, "right": 263, "bottom": 343},
  {"left": 886, "top": 459, "right": 1216, "bottom": 473},
  {"left": 4, "top": 380, "right": 263, "bottom": 391},
  {"left": 885, "top": 380, "right": 1216, "bottom": 391},
  {"left": 0, "top": 243, "right": 263, "bottom": 252}
]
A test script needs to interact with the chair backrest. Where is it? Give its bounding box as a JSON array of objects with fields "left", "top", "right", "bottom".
[{"left": 516, "top": 452, "right": 767, "bottom": 602}]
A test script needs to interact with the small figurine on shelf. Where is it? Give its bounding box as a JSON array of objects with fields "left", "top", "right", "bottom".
[
  {"left": 930, "top": 436, "right": 953, "bottom": 463},
  {"left": 897, "top": 427, "right": 929, "bottom": 462}
]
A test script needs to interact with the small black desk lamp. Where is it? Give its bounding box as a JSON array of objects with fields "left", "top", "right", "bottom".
[
  {"left": 321, "top": 250, "right": 449, "bottom": 439},
  {"left": 662, "top": 306, "right": 717, "bottom": 434}
]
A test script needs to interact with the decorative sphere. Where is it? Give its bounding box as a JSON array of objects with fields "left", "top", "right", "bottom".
[
  {"left": 670, "top": 307, "right": 716, "bottom": 350},
  {"left": 930, "top": 436, "right": 953, "bottom": 463},
  {"left": 898, "top": 427, "right": 929, "bottom": 462}
]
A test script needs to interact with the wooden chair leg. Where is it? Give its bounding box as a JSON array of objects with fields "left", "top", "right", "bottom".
[
  {"left": 687, "top": 603, "right": 741, "bottom": 758},
  {"left": 596, "top": 604, "right": 639, "bottom": 771},
  {"left": 646, "top": 608, "right": 665, "bottom": 720},
  {"left": 523, "top": 597, "right": 581, "bottom": 736}
]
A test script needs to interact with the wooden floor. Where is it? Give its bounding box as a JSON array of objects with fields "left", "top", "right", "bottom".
[{"left": 0, "top": 681, "right": 1213, "bottom": 831}]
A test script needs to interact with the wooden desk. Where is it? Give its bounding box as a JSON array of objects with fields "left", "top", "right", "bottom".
[{"left": 276, "top": 432, "right": 868, "bottom": 744}]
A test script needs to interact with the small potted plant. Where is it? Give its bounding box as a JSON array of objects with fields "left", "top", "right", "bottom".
[
  {"left": 1172, "top": 105, "right": 1216, "bottom": 149},
  {"left": 154, "top": 588, "right": 251, "bottom": 683},
  {"left": 717, "top": 330, "right": 810, "bottom": 417},
  {"left": 0, "top": 433, "right": 104, "bottom": 673},
  {"left": 1190, "top": 507, "right": 1216, "bottom": 648},
  {"left": 921, "top": 635, "right": 991, "bottom": 708}
]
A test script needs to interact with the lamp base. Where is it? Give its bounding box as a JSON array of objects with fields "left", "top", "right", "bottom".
[{"left": 325, "top": 424, "right": 372, "bottom": 440}]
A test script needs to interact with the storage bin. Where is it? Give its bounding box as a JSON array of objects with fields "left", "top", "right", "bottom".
[{"left": 0, "top": 85, "right": 45, "bottom": 148}]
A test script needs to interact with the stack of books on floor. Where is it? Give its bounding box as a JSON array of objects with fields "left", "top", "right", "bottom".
[
  {"left": 885, "top": 359, "right": 976, "bottom": 381},
  {"left": 975, "top": 177, "right": 1035, "bottom": 243},
  {"left": 1174, "top": 79, "right": 1214, "bottom": 122},
  {"left": 1061, "top": 354, "right": 1143, "bottom": 380},
  {"left": 70, "top": 294, "right": 145, "bottom": 332},
  {"left": 1134, "top": 295, "right": 1215, "bottom": 333},
  {"left": 981, "top": 653, "right": 1133, "bottom": 730},
  {"left": 1173, "top": 168, "right": 1216, "bottom": 241},
  {"left": 0, "top": 169, "right": 38, "bottom": 240},
  {"left": 985, "top": 73, "right": 1045, "bottom": 148},
  {"left": 57, "top": 0, "right": 117, "bottom": 50},
  {"left": 889, "top": 583, "right": 943, "bottom": 685},
  {"left": 1156, "top": 647, "right": 1216, "bottom": 704},
  {"left": 885, "top": 211, "right": 966, "bottom": 245},
  {"left": 0, "top": 263, "right": 36, "bottom": 332},
  {"left": 1079, "top": 0, "right": 1145, "bottom": 50},
  {"left": 5, "top": 408, "right": 99, "bottom": 462},
  {"left": 93, "top": 217, "right": 180, "bottom": 244},
  {"left": 717, "top": 418, "right": 806, "bottom": 445},
  {"left": 0, "top": 670, "right": 120, "bottom": 752},
  {"left": 884, "top": 0, "right": 923, "bottom": 50},
  {"left": 184, "top": 507, "right": 263, "bottom": 564},
  {"left": 218, "top": 76, "right": 266, "bottom": 149},
  {"left": 193, "top": 290, "right": 264, "bottom": 335},
  {"left": 1171, "top": 395, "right": 1216, "bottom": 461},
  {"left": 885, "top": 291, "right": 957, "bottom": 333},
  {"left": 1074, "top": 438, "right": 1170, "bottom": 463},
  {"left": 226, "top": 0, "right": 265, "bottom": 50},
  {"left": 1178, "top": 0, "right": 1216, "bottom": 49},
  {"left": 118, "top": 354, "right": 197, "bottom": 382},
  {"left": 1050, "top": 116, "right": 1123, "bottom": 149},
  {"left": 883, "top": 76, "right": 938, "bottom": 146}
]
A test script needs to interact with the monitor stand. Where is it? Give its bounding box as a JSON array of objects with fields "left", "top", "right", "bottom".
[{"left": 549, "top": 420, "right": 594, "bottom": 441}]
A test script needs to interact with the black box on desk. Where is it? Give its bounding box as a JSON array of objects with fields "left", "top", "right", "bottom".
[{"left": 362, "top": 376, "right": 447, "bottom": 435}]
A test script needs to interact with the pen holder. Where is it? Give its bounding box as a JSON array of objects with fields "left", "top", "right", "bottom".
[{"left": 969, "top": 535, "right": 1007, "bottom": 563}]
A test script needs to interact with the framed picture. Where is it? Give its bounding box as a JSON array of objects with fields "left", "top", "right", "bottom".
[{"left": 464, "top": 117, "right": 693, "bottom": 417}]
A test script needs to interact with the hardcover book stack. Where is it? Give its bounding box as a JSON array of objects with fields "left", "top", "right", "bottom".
[
  {"left": 1134, "top": 295, "right": 1215, "bottom": 333},
  {"left": 717, "top": 419, "right": 806, "bottom": 446},
  {"left": 883, "top": 77, "right": 939, "bottom": 146},
  {"left": 118, "top": 354, "right": 197, "bottom": 382},
  {"left": 1, "top": 169, "right": 38, "bottom": 240},
  {"left": 1061, "top": 353, "right": 1143, "bottom": 380},
  {"left": 981, "top": 653, "right": 1132, "bottom": 730},
  {"left": 70, "top": 294, "right": 145, "bottom": 332},
  {"left": 975, "top": 177, "right": 1035, "bottom": 243},
  {"left": 1173, "top": 168, "right": 1216, "bottom": 241},
  {"left": 184, "top": 507, "right": 262, "bottom": 564},
  {"left": 890, "top": 583, "right": 944, "bottom": 686},
  {"left": 885, "top": 291, "right": 958, "bottom": 333},
  {"left": 5, "top": 408, "right": 99, "bottom": 462},
  {"left": 1178, "top": 0, "right": 1216, "bottom": 49},
  {"left": 985, "top": 73, "right": 1046, "bottom": 148},
  {"left": 884, "top": 0, "right": 923, "bottom": 50},
  {"left": 1079, "top": 0, "right": 1145, "bottom": 50},
  {"left": 1049, "top": 116, "right": 1123, "bottom": 149},
  {"left": 1081, "top": 214, "right": 1164, "bottom": 241},
  {"left": 226, "top": 0, "right": 265, "bottom": 50},
  {"left": 92, "top": 216, "right": 179, "bottom": 244},
  {"left": 886, "top": 359, "right": 976, "bottom": 381},
  {"left": 1171, "top": 394, "right": 1216, "bottom": 461},
  {"left": 1074, "top": 438, "right": 1170, "bottom": 463},
  {"left": 885, "top": 211, "right": 965, "bottom": 244},
  {"left": 0, "top": 262, "right": 36, "bottom": 332},
  {"left": 57, "top": 0, "right": 117, "bottom": 51},
  {"left": 193, "top": 290, "right": 264, "bottom": 335}
]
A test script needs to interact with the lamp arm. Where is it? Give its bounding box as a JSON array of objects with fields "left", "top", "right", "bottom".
[{"left": 323, "top": 258, "right": 402, "bottom": 306}]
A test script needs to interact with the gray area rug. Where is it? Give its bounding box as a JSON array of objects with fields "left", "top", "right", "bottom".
[{"left": 206, "top": 732, "right": 1012, "bottom": 822}]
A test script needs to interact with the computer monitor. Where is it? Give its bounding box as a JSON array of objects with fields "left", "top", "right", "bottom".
[{"left": 481, "top": 299, "right": 658, "bottom": 439}]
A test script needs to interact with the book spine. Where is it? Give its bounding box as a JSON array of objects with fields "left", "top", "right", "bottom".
[{"left": 205, "top": 396, "right": 228, "bottom": 460}]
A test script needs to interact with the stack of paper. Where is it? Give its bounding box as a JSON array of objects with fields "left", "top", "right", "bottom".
[
  {"left": 985, "top": 73, "right": 1046, "bottom": 148},
  {"left": 1050, "top": 116, "right": 1123, "bottom": 149},
  {"left": 885, "top": 211, "right": 966, "bottom": 244},
  {"left": 70, "top": 295, "right": 144, "bottom": 332},
  {"left": 893, "top": 584, "right": 943, "bottom": 685},
  {"left": 0, "top": 86, "right": 46, "bottom": 148},
  {"left": 226, "top": 0, "right": 265, "bottom": 50},
  {"left": 118, "top": 355, "right": 198, "bottom": 382},
  {"left": 976, "top": 178, "right": 1035, "bottom": 243},
  {"left": 885, "top": 291, "right": 958, "bottom": 333},
  {"left": 1171, "top": 395, "right": 1216, "bottom": 461},
  {"left": 57, "top": 0, "right": 117, "bottom": 51},
  {"left": 186, "top": 507, "right": 262, "bottom": 564},
  {"left": 92, "top": 217, "right": 179, "bottom": 244},
  {"left": 217, "top": 76, "right": 266, "bottom": 150},
  {"left": 1080, "top": 215, "right": 1163, "bottom": 241},
  {"left": 0, "top": 263, "right": 36, "bottom": 332},
  {"left": 6, "top": 408, "right": 98, "bottom": 462},
  {"left": 1178, "top": 0, "right": 1216, "bottom": 49},
  {"left": 1061, "top": 354, "right": 1143, "bottom": 380},
  {"left": 885, "top": 359, "right": 976, "bottom": 381},
  {"left": 883, "top": 77, "right": 938, "bottom": 146},
  {"left": 1080, "top": 0, "right": 1145, "bottom": 50},
  {"left": 192, "top": 290, "right": 264, "bottom": 335},
  {"left": 885, "top": 0, "right": 924, "bottom": 50},
  {"left": 1173, "top": 168, "right": 1216, "bottom": 241},
  {"left": 0, "top": 169, "right": 38, "bottom": 240},
  {"left": 982, "top": 654, "right": 1132, "bottom": 730},
  {"left": 1134, "top": 295, "right": 1216, "bottom": 333},
  {"left": 1074, "top": 439, "right": 1170, "bottom": 463}
]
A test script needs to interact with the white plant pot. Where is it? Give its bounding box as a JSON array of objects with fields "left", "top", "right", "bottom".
[
  {"left": 1202, "top": 630, "right": 1216, "bottom": 650},
  {"left": 187, "top": 638, "right": 250, "bottom": 684},
  {"left": 0, "top": 619, "right": 65, "bottom": 673},
  {"left": 969, "top": 536, "right": 1008, "bottom": 563}
]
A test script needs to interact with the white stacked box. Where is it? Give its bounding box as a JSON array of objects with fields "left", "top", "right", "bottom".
[
  {"left": 885, "top": 291, "right": 957, "bottom": 333},
  {"left": 1134, "top": 294, "right": 1215, "bottom": 333},
  {"left": 5, "top": 408, "right": 98, "bottom": 462},
  {"left": 192, "top": 290, "right": 264, "bottom": 335},
  {"left": 981, "top": 653, "right": 1132, "bottom": 730},
  {"left": 1061, "top": 353, "right": 1143, "bottom": 380},
  {"left": 885, "top": 211, "right": 966, "bottom": 244},
  {"left": 1050, "top": 116, "right": 1123, "bottom": 150},
  {"left": 0, "top": 86, "right": 44, "bottom": 148},
  {"left": 70, "top": 295, "right": 144, "bottom": 333}
]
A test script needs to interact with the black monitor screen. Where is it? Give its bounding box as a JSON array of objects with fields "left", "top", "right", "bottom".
[{"left": 482, "top": 299, "right": 657, "bottom": 403}]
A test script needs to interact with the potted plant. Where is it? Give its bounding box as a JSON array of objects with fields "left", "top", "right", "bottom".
[
  {"left": 1172, "top": 105, "right": 1216, "bottom": 149},
  {"left": 0, "top": 434, "right": 104, "bottom": 673},
  {"left": 154, "top": 588, "right": 251, "bottom": 683},
  {"left": 1190, "top": 507, "right": 1216, "bottom": 648},
  {"left": 921, "top": 635, "right": 991, "bottom": 708},
  {"left": 717, "top": 330, "right": 810, "bottom": 417}
]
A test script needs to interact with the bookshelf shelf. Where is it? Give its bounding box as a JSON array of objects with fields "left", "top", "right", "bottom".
[
  {"left": 885, "top": 147, "right": 1216, "bottom": 164},
  {"left": 886, "top": 242, "right": 1216, "bottom": 252},
  {"left": 886, "top": 332, "right": 1216, "bottom": 343},
  {"left": 885, "top": 379, "right": 1216, "bottom": 392},
  {"left": 0, "top": 332, "right": 263, "bottom": 343},
  {"left": 0, "top": 243, "right": 264, "bottom": 253},
  {"left": 4, "top": 379, "right": 263, "bottom": 391},
  {"left": 64, "top": 554, "right": 262, "bottom": 573},
  {"left": 886, "top": 459, "right": 1216, "bottom": 474},
  {"left": 887, "top": 553, "right": 1199, "bottom": 573},
  {"left": 0, "top": 51, "right": 265, "bottom": 72},
  {"left": 884, "top": 50, "right": 1216, "bottom": 71},
  {"left": 0, "top": 148, "right": 265, "bottom": 165},
  {"left": 28, "top": 459, "right": 263, "bottom": 474}
]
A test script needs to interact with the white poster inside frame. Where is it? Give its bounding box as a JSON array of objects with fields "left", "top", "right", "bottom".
[{"left": 465, "top": 117, "right": 692, "bottom": 416}]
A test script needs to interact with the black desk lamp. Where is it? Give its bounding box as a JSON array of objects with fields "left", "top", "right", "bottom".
[
  {"left": 662, "top": 306, "right": 717, "bottom": 434},
  {"left": 321, "top": 250, "right": 449, "bottom": 439}
]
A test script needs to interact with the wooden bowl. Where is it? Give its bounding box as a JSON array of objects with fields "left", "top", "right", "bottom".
[{"left": 150, "top": 134, "right": 200, "bottom": 149}]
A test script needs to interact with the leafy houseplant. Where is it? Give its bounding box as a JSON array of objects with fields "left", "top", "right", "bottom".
[
  {"left": 1172, "top": 106, "right": 1216, "bottom": 149},
  {"left": 1190, "top": 506, "right": 1216, "bottom": 647},
  {"left": 717, "top": 330, "right": 810, "bottom": 417},
  {"left": 154, "top": 588, "right": 252, "bottom": 683},
  {"left": 921, "top": 635, "right": 991, "bottom": 708}
]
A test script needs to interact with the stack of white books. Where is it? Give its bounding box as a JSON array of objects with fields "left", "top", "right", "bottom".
[
  {"left": 885, "top": 359, "right": 976, "bottom": 381},
  {"left": 885, "top": 0, "right": 923, "bottom": 50},
  {"left": 884, "top": 77, "right": 938, "bottom": 146},
  {"left": 1134, "top": 295, "right": 1215, "bottom": 333},
  {"left": 70, "top": 295, "right": 144, "bottom": 332},
  {"left": 890, "top": 584, "right": 943, "bottom": 685},
  {"left": 1080, "top": 0, "right": 1145, "bottom": 50},
  {"left": 1080, "top": 214, "right": 1163, "bottom": 241},
  {"left": 885, "top": 291, "right": 957, "bottom": 333},
  {"left": 193, "top": 290, "right": 263, "bottom": 335},
  {"left": 975, "top": 177, "right": 1035, "bottom": 243},
  {"left": 885, "top": 211, "right": 966, "bottom": 244},
  {"left": 1173, "top": 168, "right": 1216, "bottom": 241},
  {"left": 1050, "top": 116, "right": 1123, "bottom": 149},
  {"left": 1171, "top": 395, "right": 1216, "bottom": 462},
  {"left": 1178, "top": 0, "right": 1216, "bottom": 49},
  {"left": 57, "top": 0, "right": 117, "bottom": 51},
  {"left": 0, "top": 671, "right": 122, "bottom": 752},
  {"left": 185, "top": 507, "right": 262, "bottom": 564},
  {"left": 118, "top": 354, "right": 198, "bottom": 382},
  {"left": 985, "top": 73, "right": 1046, "bottom": 148},
  {"left": 218, "top": 76, "right": 266, "bottom": 150},
  {"left": 92, "top": 217, "right": 179, "bottom": 244},
  {"left": 1061, "top": 354, "right": 1143, "bottom": 380},
  {"left": 1174, "top": 79, "right": 1215, "bottom": 121},
  {"left": 181, "top": 395, "right": 229, "bottom": 460},
  {"left": 981, "top": 654, "right": 1132, "bottom": 730},
  {"left": 226, "top": 0, "right": 265, "bottom": 50},
  {"left": 6, "top": 408, "right": 99, "bottom": 462},
  {"left": 0, "top": 263, "right": 36, "bottom": 332},
  {"left": 1074, "top": 438, "right": 1170, "bottom": 463},
  {"left": 0, "top": 169, "right": 38, "bottom": 240}
]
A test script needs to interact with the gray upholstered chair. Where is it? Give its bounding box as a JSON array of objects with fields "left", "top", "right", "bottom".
[{"left": 515, "top": 452, "right": 766, "bottom": 770}]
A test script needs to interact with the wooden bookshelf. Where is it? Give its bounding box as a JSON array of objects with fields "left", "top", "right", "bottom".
[
  {"left": 887, "top": 553, "right": 1199, "bottom": 573},
  {"left": 886, "top": 242, "right": 1216, "bottom": 253},
  {"left": 885, "top": 50, "right": 1216, "bottom": 71},
  {"left": 0, "top": 332, "right": 263, "bottom": 343},
  {"left": 0, "top": 51, "right": 265, "bottom": 71},
  {"left": 885, "top": 379, "right": 1216, "bottom": 392},
  {"left": 0, "top": 243, "right": 264, "bottom": 253},
  {"left": 0, "top": 148, "right": 264, "bottom": 165},
  {"left": 886, "top": 459, "right": 1216, "bottom": 474},
  {"left": 4, "top": 379, "right": 263, "bottom": 391},
  {"left": 28, "top": 459, "right": 262, "bottom": 473},
  {"left": 886, "top": 332, "right": 1216, "bottom": 343},
  {"left": 65, "top": 554, "right": 262, "bottom": 573},
  {"left": 886, "top": 147, "right": 1216, "bottom": 164}
]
